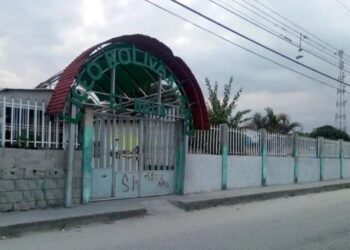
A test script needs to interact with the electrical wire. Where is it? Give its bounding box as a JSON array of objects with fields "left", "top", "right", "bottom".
[
  {"left": 239, "top": 0, "right": 350, "bottom": 69},
  {"left": 170, "top": 0, "right": 350, "bottom": 87},
  {"left": 216, "top": 0, "right": 349, "bottom": 69},
  {"left": 251, "top": 0, "right": 350, "bottom": 61},
  {"left": 143, "top": 0, "right": 350, "bottom": 93},
  {"left": 230, "top": 0, "right": 349, "bottom": 64},
  {"left": 209, "top": 0, "right": 350, "bottom": 74},
  {"left": 241, "top": 0, "right": 338, "bottom": 55},
  {"left": 336, "top": 0, "right": 350, "bottom": 13},
  {"left": 233, "top": 0, "right": 350, "bottom": 65}
]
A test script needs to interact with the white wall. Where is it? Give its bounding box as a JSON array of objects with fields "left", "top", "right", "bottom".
[
  {"left": 0, "top": 89, "right": 53, "bottom": 104},
  {"left": 227, "top": 156, "right": 262, "bottom": 188},
  {"left": 184, "top": 154, "right": 221, "bottom": 194},
  {"left": 298, "top": 158, "right": 320, "bottom": 183},
  {"left": 343, "top": 159, "right": 350, "bottom": 178},
  {"left": 266, "top": 157, "right": 294, "bottom": 185},
  {"left": 323, "top": 158, "right": 340, "bottom": 180},
  {"left": 184, "top": 153, "right": 348, "bottom": 195}
]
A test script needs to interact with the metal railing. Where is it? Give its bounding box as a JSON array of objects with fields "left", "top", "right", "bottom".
[
  {"left": 188, "top": 125, "right": 348, "bottom": 158},
  {"left": 0, "top": 97, "right": 79, "bottom": 149},
  {"left": 188, "top": 125, "right": 221, "bottom": 154},
  {"left": 323, "top": 139, "right": 339, "bottom": 158},
  {"left": 343, "top": 141, "right": 350, "bottom": 158},
  {"left": 298, "top": 136, "right": 317, "bottom": 158},
  {"left": 228, "top": 128, "right": 261, "bottom": 156},
  {"left": 266, "top": 132, "right": 293, "bottom": 157},
  {"left": 2, "top": 97, "right": 348, "bottom": 158}
]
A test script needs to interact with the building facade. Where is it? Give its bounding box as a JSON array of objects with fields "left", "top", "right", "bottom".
[{"left": 0, "top": 34, "right": 209, "bottom": 211}]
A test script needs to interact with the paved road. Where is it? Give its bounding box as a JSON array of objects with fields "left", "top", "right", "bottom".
[{"left": 2, "top": 189, "right": 350, "bottom": 250}]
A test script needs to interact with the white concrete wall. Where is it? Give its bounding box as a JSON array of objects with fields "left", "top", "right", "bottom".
[
  {"left": 343, "top": 159, "right": 350, "bottom": 178},
  {"left": 0, "top": 89, "right": 53, "bottom": 104},
  {"left": 266, "top": 157, "right": 294, "bottom": 185},
  {"left": 323, "top": 158, "right": 340, "bottom": 180},
  {"left": 298, "top": 158, "right": 320, "bottom": 183},
  {"left": 227, "top": 156, "right": 262, "bottom": 188},
  {"left": 184, "top": 153, "right": 347, "bottom": 195},
  {"left": 184, "top": 154, "right": 221, "bottom": 194}
]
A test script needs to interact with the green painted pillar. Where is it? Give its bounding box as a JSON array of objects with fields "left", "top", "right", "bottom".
[
  {"left": 339, "top": 139, "right": 344, "bottom": 179},
  {"left": 260, "top": 129, "right": 267, "bottom": 186},
  {"left": 220, "top": 124, "right": 229, "bottom": 190},
  {"left": 318, "top": 137, "right": 324, "bottom": 181},
  {"left": 293, "top": 133, "right": 299, "bottom": 183},
  {"left": 82, "top": 107, "right": 93, "bottom": 204},
  {"left": 175, "top": 121, "right": 186, "bottom": 195}
]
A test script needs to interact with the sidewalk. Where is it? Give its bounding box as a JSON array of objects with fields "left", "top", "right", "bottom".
[
  {"left": 0, "top": 198, "right": 148, "bottom": 237},
  {"left": 1, "top": 179, "right": 350, "bottom": 237},
  {"left": 170, "top": 179, "right": 350, "bottom": 211}
]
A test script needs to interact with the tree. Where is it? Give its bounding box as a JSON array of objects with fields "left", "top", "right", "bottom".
[
  {"left": 247, "top": 107, "right": 302, "bottom": 134},
  {"left": 206, "top": 77, "right": 250, "bottom": 127},
  {"left": 309, "top": 125, "right": 350, "bottom": 141}
]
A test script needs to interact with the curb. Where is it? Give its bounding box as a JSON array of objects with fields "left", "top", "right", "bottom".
[
  {"left": 0, "top": 208, "right": 147, "bottom": 237},
  {"left": 172, "top": 182, "right": 350, "bottom": 211}
]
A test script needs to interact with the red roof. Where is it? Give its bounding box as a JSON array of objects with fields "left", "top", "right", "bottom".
[{"left": 46, "top": 34, "right": 209, "bottom": 129}]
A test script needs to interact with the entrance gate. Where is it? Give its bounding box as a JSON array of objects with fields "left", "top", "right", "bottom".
[{"left": 91, "top": 114, "right": 177, "bottom": 200}]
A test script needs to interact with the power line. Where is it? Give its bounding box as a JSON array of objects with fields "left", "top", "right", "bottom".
[
  {"left": 251, "top": 0, "right": 350, "bottom": 60},
  {"left": 240, "top": 0, "right": 339, "bottom": 56},
  {"left": 230, "top": 0, "right": 350, "bottom": 65},
  {"left": 170, "top": 0, "right": 350, "bottom": 88},
  {"left": 209, "top": 0, "right": 350, "bottom": 74},
  {"left": 239, "top": 0, "right": 348, "bottom": 131},
  {"left": 143, "top": 0, "right": 349, "bottom": 93},
  {"left": 336, "top": 0, "right": 350, "bottom": 13},
  {"left": 217, "top": 0, "right": 350, "bottom": 69}
]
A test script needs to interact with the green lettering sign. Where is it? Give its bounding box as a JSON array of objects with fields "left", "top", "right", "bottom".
[
  {"left": 86, "top": 61, "right": 103, "bottom": 80},
  {"left": 104, "top": 50, "right": 118, "bottom": 69},
  {"left": 117, "top": 48, "right": 132, "bottom": 64},
  {"left": 65, "top": 45, "right": 194, "bottom": 135}
]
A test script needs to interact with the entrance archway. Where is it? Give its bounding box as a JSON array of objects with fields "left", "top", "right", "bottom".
[{"left": 46, "top": 34, "right": 209, "bottom": 202}]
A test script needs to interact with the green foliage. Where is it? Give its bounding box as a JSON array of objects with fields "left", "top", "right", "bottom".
[
  {"left": 247, "top": 107, "right": 302, "bottom": 134},
  {"left": 206, "top": 76, "right": 250, "bottom": 127},
  {"left": 309, "top": 125, "right": 350, "bottom": 141},
  {"left": 13, "top": 129, "right": 40, "bottom": 148}
]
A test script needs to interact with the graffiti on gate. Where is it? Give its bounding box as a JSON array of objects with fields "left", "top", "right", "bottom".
[
  {"left": 143, "top": 172, "right": 170, "bottom": 189},
  {"left": 121, "top": 174, "right": 139, "bottom": 193}
]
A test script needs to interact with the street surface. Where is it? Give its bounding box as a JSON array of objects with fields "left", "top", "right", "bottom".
[{"left": 2, "top": 189, "right": 350, "bottom": 250}]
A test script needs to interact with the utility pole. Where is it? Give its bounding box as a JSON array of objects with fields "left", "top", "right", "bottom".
[{"left": 335, "top": 49, "right": 346, "bottom": 132}]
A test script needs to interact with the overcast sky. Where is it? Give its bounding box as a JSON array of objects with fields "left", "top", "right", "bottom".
[{"left": 1, "top": 0, "right": 350, "bottom": 132}]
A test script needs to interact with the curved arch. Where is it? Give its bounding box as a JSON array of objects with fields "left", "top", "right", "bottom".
[{"left": 46, "top": 34, "right": 209, "bottom": 129}]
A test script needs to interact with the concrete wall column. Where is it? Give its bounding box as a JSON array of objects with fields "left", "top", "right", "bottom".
[
  {"left": 175, "top": 121, "right": 186, "bottom": 195},
  {"left": 318, "top": 137, "right": 324, "bottom": 181},
  {"left": 82, "top": 107, "right": 94, "bottom": 204},
  {"left": 293, "top": 133, "right": 299, "bottom": 183},
  {"left": 64, "top": 105, "right": 77, "bottom": 208},
  {"left": 260, "top": 129, "right": 267, "bottom": 186},
  {"left": 220, "top": 124, "right": 229, "bottom": 190}
]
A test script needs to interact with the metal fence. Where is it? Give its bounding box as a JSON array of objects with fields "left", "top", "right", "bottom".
[
  {"left": 0, "top": 97, "right": 79, "bottom": 149},
  {"left": 228, "top": 128, "right": 261, "bottom": 156},
  {"left": 188, "top": 125, "right": 221, "bottom": 154},
  {"left": 323, "top": 139, "right": 340, "bottom": 158},
  {"left": 2, "top": 98, "right": 349, "bottom": 158},
  {"left": 298, "top": 136, "right": 317, "bottom": 158},
  {"left": 343, "top": 141, "right": 350, "bottom": 158},
  {"left": 266, "top": 132, "right": 293, "bottom": 157},
  {"left": 188, "top": 125, "right": 348, "bottom": 159}
]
